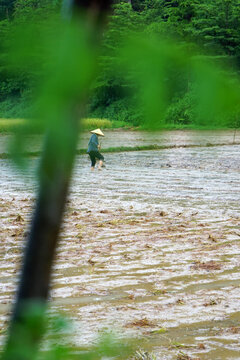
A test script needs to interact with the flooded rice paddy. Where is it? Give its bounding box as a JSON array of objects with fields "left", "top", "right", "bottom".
[
  {"left": 0, "top": 131, "right": 240, "bottom": 359},
  {"left": 0, "top": 129, "right": 240, "bottom": 154}
]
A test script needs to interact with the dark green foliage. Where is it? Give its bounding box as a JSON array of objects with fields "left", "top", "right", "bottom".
[
  {"left": 164, "top": 91, "right": 196, "bottom": 125},
  {"left": 1, "top": 0, "right": 240, "bottom": 127},
  {"left": 0, "top": 96, "right": 32, "bottom": 118},
  {"left": 0, "top": 0, "right": 60, "bottom": 118},
  {"left": 88, "top": 0, "right": 240, "bottom": 128},
  {"left": 0, "top": 0, "right": 15, "bottom": 20},
  {"left": 190, "top": 0, "right": 240, "bottom": 56},
  {"left": 89, "top": 2, "right": 142, "bottom": 124}
]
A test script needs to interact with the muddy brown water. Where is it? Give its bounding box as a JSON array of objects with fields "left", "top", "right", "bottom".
[{"left": 0, "top": 131, "right": 240, "bottom": 359}]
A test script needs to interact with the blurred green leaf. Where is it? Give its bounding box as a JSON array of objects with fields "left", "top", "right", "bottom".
[
  {"left": 119, "top": 32, "right": 240, "bottom": 130},
  {"left": 4, "top": 13, "right": 99, "bottom": 169}
]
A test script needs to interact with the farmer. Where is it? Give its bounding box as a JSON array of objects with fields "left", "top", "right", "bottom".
[{"left": 87, "top": 128, "right": 105, "bottom": 170}]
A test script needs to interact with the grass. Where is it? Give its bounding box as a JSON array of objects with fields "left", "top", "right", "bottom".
[
  {"left": 80, "top": 118, "right": 112, "bottom": 129},
  {"left": 0, "top": 117, "right": 132, "bottom": 133},
  {"left": 1, "top": 141, "right": 239, "bottom": 159},
  {"left": 0, "top": 118, "right": 46, "bottom": 134},
  {"left": 0, "top": 118, "right": 26, "bottom": 133},
  {"left": 140, "top": 123, "right": 239, "bottom": 131},
  {"left": 1, "top": 117, "right": 238, "bottom": 134}
]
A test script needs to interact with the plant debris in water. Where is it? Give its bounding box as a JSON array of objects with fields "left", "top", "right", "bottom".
[
  {"left": 1, "top": 142, "right": 240, "bottom": 359},
  {"left": 191, "top": 260, "right": 222, "bottom": 271}
]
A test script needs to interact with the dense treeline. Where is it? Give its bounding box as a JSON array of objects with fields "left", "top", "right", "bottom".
[
  {"left": 0, "top": 0, "right": 61, "bottom": 117},
  {"left": 1, "top": 0, "right": 240, "bottom": 127}
]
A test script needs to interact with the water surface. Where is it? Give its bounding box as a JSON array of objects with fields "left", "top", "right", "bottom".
[{"left": 0, "top": 134, "right": 240, "bottom": 359}]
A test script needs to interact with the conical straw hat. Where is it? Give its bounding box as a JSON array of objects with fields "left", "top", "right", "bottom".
[{"left": 90, "top": 128, "right": 104, "bottom": 136}]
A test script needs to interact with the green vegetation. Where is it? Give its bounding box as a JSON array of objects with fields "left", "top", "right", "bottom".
[
  {"left": 80, "top": 117, "right": 132, "bottom": 129},
  {"left": 2, "top": 303, "right": 133, "bottom": 360},
  {"left": 94, "top": 0, "right": 240, "bottom": 128},
  {"left": 80, "top": 118, "right": 112, "bottom": 129},
  {"left": 0, "top": 118, "right": 25, "bottom": 132},
  {"left": 2, "top": 141, "right": 239, "bottom": 160},
  {"left": 0, "top": 117, "right": 132, "bottom": 133},
  {"left": 1, "top": 0, "right": 240, "bottom": 129}
]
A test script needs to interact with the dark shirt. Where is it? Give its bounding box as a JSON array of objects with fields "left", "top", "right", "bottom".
[{"left": 87, "top": 133, "right": 99, "bottom": 153}]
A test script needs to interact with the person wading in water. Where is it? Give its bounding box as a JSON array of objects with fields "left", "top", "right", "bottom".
[{"left": 87, "top": 128, "right": 105, "bottom": 170}]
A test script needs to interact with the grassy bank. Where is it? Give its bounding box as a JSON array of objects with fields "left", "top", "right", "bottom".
[
  {"left": 1, "top": 142, "right": 239, "bottom": 160},
  {"left": 0, "top": 118, "right": 133, "bottom": 134},
  {"left": 139, "top": 123, "right": 239, "bottom": 131},
  {"left": 0, "top": 118, "right": 26, "bottom": 133},
  {"left": 1, "top": 117, "right": 238, "bottom": 134}
]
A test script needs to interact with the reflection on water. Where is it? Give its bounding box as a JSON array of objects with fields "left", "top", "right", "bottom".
[{"left": 0, "top": 136, "right": 240, "bottom": 359}]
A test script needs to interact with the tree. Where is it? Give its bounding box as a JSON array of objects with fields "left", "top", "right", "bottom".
[
  {"left": 190, "top": 0, "right": 240, "bottom": 58},
  {"left": 2, "top": 0, "right": 114, "bottom": 358},
  {"left": 0, "top": 0, "right": 15, "bottom": 20},
  {"left": 90, "top": 1, "right": 142, "bottom": 123}
]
